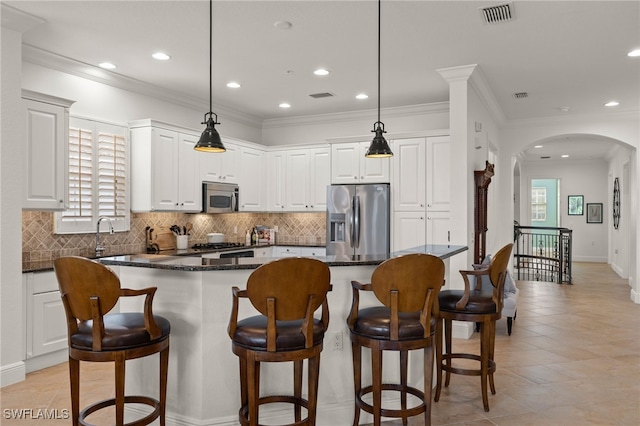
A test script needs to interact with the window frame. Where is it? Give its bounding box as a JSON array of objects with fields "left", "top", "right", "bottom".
[
  {"left": 531, "top": 186, "right": 547, "bottom": 222},
  {"left": 54, "top": 116, "right": 130, "bottom": 234}
]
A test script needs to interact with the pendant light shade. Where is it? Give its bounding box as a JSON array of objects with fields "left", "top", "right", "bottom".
[
  {"left": 365, "top": 121, "right": 392, "bottom": 158},
  {"left": 195, "top": 112, "right": 225, "bottom": 152},
  {"left": 365, "top": 0, "right": 393, "bottom": 158},
  {"left": 194, "top": 0, "right": 225, "bottom": 153}
]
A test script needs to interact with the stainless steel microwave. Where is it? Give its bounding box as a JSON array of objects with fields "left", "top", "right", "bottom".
[{"left": 203, "top": 182, "right": 239, "bottom": 213}]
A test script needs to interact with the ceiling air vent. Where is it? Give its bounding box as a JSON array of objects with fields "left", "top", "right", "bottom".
[
  {"left": 309, "top": 92, "right": 335, "bottom": 99},
  {"left": 514, "top": 92, "right": 528, "bottom": 99},
  {"left": 480, "top": 3, "right": 514, "bottom": 24}
]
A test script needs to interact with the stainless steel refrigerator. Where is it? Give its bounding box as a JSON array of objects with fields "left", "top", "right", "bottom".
[{"left": 326, "top": 183, "right": 390, "bottom": 256}]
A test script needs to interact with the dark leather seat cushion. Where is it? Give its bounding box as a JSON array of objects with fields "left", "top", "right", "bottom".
[
  {"left": 439, "top": 289, "right": 497, "bottom": 314},
  {"left": 232, "top": 315, "right": 325, "bottom": 351},
  {"left": 352, "top": 307, "right": 436, "bottom": 340},
  {"left": 72, "top": 312, "right": 171, "bottom": 351}
]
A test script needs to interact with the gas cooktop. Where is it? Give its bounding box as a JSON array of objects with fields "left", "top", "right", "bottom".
[{"left": 191, "top": 242, "right": 245, "bottom": 250}]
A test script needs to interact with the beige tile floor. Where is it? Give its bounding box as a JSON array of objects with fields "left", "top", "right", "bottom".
[{"left": 2, "top": 262, "right": 639, "bottom": 425}]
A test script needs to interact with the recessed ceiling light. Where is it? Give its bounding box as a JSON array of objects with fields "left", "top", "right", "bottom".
[
  {"left": 534, "top": 145, "right": 543, "bottom": 149},
  {"left": 605, "top": 101, "right": 620, "bottom": 107},
  {"left": 561, "top": 154, "right": 570, "bottom": 158},
  {"left": 279, "top": 103, "right": 291, "bottom": 109},
  {"left": 558, "top": 106, "right": 570, "bottom": 112},
  {"left": 628, "top": 49, "right": 640, "bottom": 57},
  {"left": 98, "top": 62, "right": 116, "bottom": 69},
  {"left": 356, "top": 93, "right": 369, "bottom": 100},
  {"left": 152, "top": 52, "right": 171, "bottom": 60},
  {"left": 313, "top": 69, "right": 330, "bottom": 76},
  {"left": 274, "top": 20, "right": 293, "bottom": 30},
  {"left": 226, "top": 82, "right": 241, "bottom": 89}
]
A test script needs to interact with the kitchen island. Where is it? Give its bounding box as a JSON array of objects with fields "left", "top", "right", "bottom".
[{"left": 99, "top": 244, "right": 466, "bottom": 426}]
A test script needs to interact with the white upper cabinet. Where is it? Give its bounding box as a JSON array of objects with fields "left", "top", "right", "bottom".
[
  {"left": 330, "top": 142, "right": 390, "bottom": 184},
  {"left": 266, "top": 150, "right": 287, "bottom": 211},
  {"left": 199, "top": 139, "right": 240, "bottom": 184},
  {"left": 425, "top": 136, "right": 451, "bottom": 211},
  {"left": 130, "top": 120, "right": 201, "bottom": 212},
  {"left": 390, "top": 135, "right": 451, "bottom": 252},
  {"left": 239, "top": 146, "right": 265, "bottom": 211},
  {"left": 22, "top": 90, "right": 75, "bottom": 211},
  {"left": 391, "top": 138, "right": 426, "bottom": 211},
  {"left": 285, "top": 146, "right": 330, "bottom": 211}
]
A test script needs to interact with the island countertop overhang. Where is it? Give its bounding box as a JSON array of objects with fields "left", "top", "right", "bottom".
[{"left": 97, "top": 244, "right": 468, "bottom": 271}]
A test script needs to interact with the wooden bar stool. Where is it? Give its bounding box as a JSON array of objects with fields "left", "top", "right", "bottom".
[
  {"left": 347, "top": 254, "right": 445, "bottom": 426},
  {"left": 53, "top": 256, "right": 170, "bottom": 426},
  {"left": 434, "top": 243, "right": 513, "bottom": 412},
  {"left": 228, "top": 257, "right": 331, "bottom": 426}
]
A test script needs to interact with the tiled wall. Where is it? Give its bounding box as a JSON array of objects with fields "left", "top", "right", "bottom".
[{"left": 22, "top": 211, "right": 326, "bottom": 267}]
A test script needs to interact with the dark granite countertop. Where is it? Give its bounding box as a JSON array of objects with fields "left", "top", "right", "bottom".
[
  {"left": 21, "top": 243, "right": 324, "bottom": 273},
  {"left": 96, "top": 245, "right": 468, "bottom": 272}
]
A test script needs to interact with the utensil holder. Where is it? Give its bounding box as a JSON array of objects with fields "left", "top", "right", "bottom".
[{"left": 176, "top": 235, "right": 189, "bottom": 250}]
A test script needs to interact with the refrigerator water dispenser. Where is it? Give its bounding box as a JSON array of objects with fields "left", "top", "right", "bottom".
[{"left": 329, "top": 213, "right": 346, "bottom": 242}]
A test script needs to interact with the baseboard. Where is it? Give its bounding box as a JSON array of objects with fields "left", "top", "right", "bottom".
[
  {"left": 25, "top": 350, "right": 67, "bottom": 373},
  {"left": 631, "top": 286, "right": 640, "bottom": 304},
  {"left": 572, "top": 256, "right": 608, "bottom": 263},
  {"left": 452, "top": 321, "right": 474, "bottom": 339},
  {"left": 0, "top": 361, "right": 26, "bottom": 388}
]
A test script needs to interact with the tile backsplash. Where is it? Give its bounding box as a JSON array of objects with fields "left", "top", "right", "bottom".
[{"left": 22, "top": 211, "right": 326, "bottom": 268}]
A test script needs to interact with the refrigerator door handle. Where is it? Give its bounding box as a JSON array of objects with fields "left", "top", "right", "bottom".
[
  {"left": 353, "top": 195, "right": 360, "bottom": 248},
  {"left": 349, "top": 195, "right": 356, "bottom": 248}
]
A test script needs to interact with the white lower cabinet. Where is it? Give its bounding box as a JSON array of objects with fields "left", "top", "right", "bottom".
[
  {"left": 254, "top": 246, "right": 273, "bottom": 258},
  {"left": 300, "top": 247, "right": 326, "bottom": 257},
  {"left": 24, "top": 271, "right": 68, "bottom": 371},
  {"left": 392, "top": 211, "right": 450, "bottom": 251},
  {"left": 274, "top": 246, "right": 300, "bottom": 257}
]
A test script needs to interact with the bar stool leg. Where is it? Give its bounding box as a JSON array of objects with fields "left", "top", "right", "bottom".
[
  {"left": 444, "top": 318, "right": 453, "bottom": 387},
  {"left": 351, "top": 341, "right": 361, "bottom": 426},
  {"left": 480, "top": 321, "right": 490, "bottom": 412},
  {"left": 159, "top": 346, "right": 169, "bottom": 426},
  {"left": 69, "top": 357, "right": 80, "bottom": 426},
  {"left": 308, "top": 354, "right": 321, "bottom": 426},
  {"left": 115, "top": 352, "right": 126, "bottom": 425},
  {"left": 400, "top": 350, "right": 408, "bottom": 425},
  {"left": 424, "top": 344, "right": 434, "bottom": 426},
  {"left": 294, "top": 359, "right": 303, "bottom": 422},
  {"left": 488, "top": 320, "right": 497, "bottom": 395},
  {"left": 371, "top": 342, "right": 383, "bottom": 426},
  {"left": 434, "top": 319, "right": 443, "bottom": 402},
  {"left": 247, "top": 357, "right": 260, "bottom": 426}
]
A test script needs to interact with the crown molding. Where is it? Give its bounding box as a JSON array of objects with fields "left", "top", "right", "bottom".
[
  {"left": 1, "top": 3, "right": 44, "bottom": 33},
  {"left": 262, "top": 102, "right": 449, "bottom": 129},
  {"left": 22, "top": 44, "right": 263, "bottom": 130},
  {"left": 503, "top": 110, "right": 640, "bottom": 128}
]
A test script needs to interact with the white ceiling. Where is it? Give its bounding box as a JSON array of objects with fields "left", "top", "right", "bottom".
[{"left": 4, "top": 0, "right": 639, "bottom": 160}]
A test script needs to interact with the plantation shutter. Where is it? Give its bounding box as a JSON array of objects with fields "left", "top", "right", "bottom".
[
  {"left": 98, "top": 131, "right": 126, "bottom": 217},
  {"left": 55, "top": 117, "right": 129, "bottom": 234},
  {"left": 64, "top": 125, "right": 94, "bottom": 220}
]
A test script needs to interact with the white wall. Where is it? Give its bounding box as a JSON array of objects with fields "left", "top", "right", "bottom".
[
  {"left": 1, "top": 26, "right": 27, "bottom": 386},
  {"left": 520, "top": 159, "right": 609, "bottom": 262},
  {"left": 22, "top": 63, "right": 262, "bottom": 143},
  {"left": 609, "top": 145, "right": 634, "bottom": 278},
  {"left": 261, "top": 103, "right": 449, "bottom": 146},
  {"left": 498, "top": 116, "right": 639, "bottom": 302}
]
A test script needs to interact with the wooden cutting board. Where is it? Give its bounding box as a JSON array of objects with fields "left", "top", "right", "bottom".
[{"left": 152, "top": 227, "right": 176, "bottom": 251}]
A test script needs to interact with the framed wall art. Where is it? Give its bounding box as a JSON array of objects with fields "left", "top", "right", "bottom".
[
  {"left": 568, "top": 195, "right": 584, "bottom": 215},
  {"left": 586, "top": 203, "right": 603, "bottom": 224}
]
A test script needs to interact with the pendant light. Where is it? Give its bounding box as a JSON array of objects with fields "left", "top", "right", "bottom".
[
  {"left": 365, "top": 0, "right": 393, "bottom": 158},
  {"left": 194, "top": 0, "right": 225, "bottom": 152}
]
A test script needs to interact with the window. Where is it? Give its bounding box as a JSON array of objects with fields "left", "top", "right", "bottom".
[
  {"left": 54, "top": 117, "right": 129, "bottom": 234},
  {"left": 531, "top": 187, "right": 547, "bottom": 221}
]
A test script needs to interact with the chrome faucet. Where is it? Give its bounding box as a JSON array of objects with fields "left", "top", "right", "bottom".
[{"left": 95, "top": 216, "right": 115, "bottom": 256}]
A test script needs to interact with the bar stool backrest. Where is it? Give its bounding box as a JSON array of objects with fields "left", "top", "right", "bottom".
[
  {"left": 246, "top": 257, "right": 331, "bottom": 321},
  {"left": 371, "top": 253, "right": 445, "bottom": 312}
]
